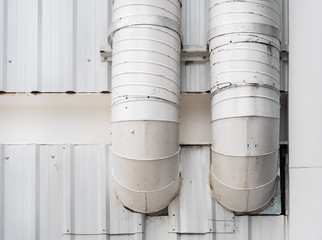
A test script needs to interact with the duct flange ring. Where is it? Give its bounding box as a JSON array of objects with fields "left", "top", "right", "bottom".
[
  {"left": 208, "top": 23, "right": 281, "bottom": 42},
  {"left": 107, "top": 15, "right": 181, "bottom": 47}
]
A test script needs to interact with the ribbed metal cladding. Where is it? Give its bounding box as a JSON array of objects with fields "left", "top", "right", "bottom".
[
  {"left": 209, "top": 0, "right": 281, "bottom": 212},
  {"left": 110, "top": 0, "right": 181, "bottom": 213}
]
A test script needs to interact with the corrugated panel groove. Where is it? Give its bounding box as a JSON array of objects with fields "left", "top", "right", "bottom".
[{"left": 0, "top": 145, "right": 5, "bottom": 240}]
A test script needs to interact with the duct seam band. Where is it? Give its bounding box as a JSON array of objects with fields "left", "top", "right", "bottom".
[
  {"left": 112, "top": 169, "right": 181, "bottom": 193},
  {"left": 111, "top": 147, "right": 181, "bottom": 161},
  {"left": 211, "top": 147, "right": 279, "bottom": 158},
  {"left": 211, "top": 116, "right": 280, "bottom": 122},
  {"left": 210, "top": 83, "right": 281, "bottom": 92},
  {"left": 210, "top": 83, "right": 280, "bottom": 96},
  {"left": 111, "top": 96, "right": 180, "bottom": 108},
  {"left": 108, "top": 15, "right": 181, "bottom": 47},
  {"left": 211, "top": 172, "right": 278, "bottom": 191},
  {"left": 211, "top": 95, "right": 280, "bottom": 107},
  {"left": 208, "top": 23, "right": 281, "bottom": 41},
  {"left": 112, "top": 83, "right": 180, "bottom": 95},
  {"left": 210, "top": 71, "right": 279, "bottom": 83}
]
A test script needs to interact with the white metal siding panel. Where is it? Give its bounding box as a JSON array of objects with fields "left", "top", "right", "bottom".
[
  {"left": 235, "top": 216, "right": 286, "bottom": 240},
  {"left": 169, "top": 146, "right": 234, "bottom": 234},
  {"left": 0, "top": 0, "right": 4, "bottom": 90},
  {"left": 6, "top": 0, "right": 38, "bottom": 92},
  {"left": 1, "top": 145, "right": 37, "bottom": 240},
  {"left": 0, "top": 0, "right": 110, "bottom": 92},
  {"left": 75, "top": 0, "right": 109, "bottom": 92},
  {"left": 41, "top": 0, "right": 73, "bottom": 92},
  {"left": 1, "top": 0, "right": 211, "bottom": 93},
  {"left": 62, "top": 144, "right": 143, "bottom": 235},
  {"left": 181, "top": 62, "right": 210, "bottom": 93},
  {"left": 181, "top": 0, "right": 208, "bottom": 47},
  {"left": 0, "top": 144, "right": 144, "bottom": 240},
  {"left": 0, "top": 144, "right": 286, "bottom": 240},
  {"left": 181, "top": 0, "right": 210, "bottom": 92},
  {"left": 62, "top": 145, "right": 108, "bottom": 234},
  {"left": 39, "top": 145, "right": 63, "bottom": 240},
  {"left": 146, "top": 217, "right": 175, "bottom": 240}
]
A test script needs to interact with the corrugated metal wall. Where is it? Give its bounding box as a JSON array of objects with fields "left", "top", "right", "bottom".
[
  {"left": 0, "top": 0, "right": 213, "bottom": 93},
  {"left": 0, "top": 0, "right": 289, "bottom": 239},
  {"left": 0, "top": 0, "right": 111, "bottom": 92},
  {"left": 180, "top": 0, "right": 210, "bottom": 92},
  {"left": 0, "top": 145, "right": 286, "bottom": 240},
  {"left": 0, "top": 0, "right": 287, "bottom": 93}
]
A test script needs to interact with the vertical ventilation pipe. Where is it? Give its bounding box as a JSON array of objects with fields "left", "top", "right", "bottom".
[
  {"left": 108, "top": 0, "right": 182, "bottom": 213},
  {"left": 208, "top": 0, "right": 281, "bottom": 212}
]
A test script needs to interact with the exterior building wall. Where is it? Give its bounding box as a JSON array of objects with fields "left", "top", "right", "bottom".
[{"left": 1, "top": 0, "right": 321, "bottom": 239}]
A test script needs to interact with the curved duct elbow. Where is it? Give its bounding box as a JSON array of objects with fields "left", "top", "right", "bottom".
[
  {"left": 110, "top": 0, "right": 181, "bottom": 213},
  {"left": 208, "top": 0, "right": 280, "bottom": 213}
]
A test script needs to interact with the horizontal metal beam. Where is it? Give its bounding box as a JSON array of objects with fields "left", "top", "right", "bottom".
[
  {"left": 101, "top": 44, "right": 289, "bottom": 63},
  {"left": 100, "top": 45, "right": 209, "bottom": 63}
]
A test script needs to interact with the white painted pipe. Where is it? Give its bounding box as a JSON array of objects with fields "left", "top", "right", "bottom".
[
  {"left": 209, "top": 0, "right": 281, "bottom": 212},
  {"left": 110, "top": 0, "right": 181, "bottom": 213}
]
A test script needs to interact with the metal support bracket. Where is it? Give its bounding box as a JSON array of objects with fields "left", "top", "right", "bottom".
[
  {"left": 280, "top": 44, "right": 289, "bottom": 61},
  {"left": 100, "top": 45, "right": 210, "bottom": 63}
]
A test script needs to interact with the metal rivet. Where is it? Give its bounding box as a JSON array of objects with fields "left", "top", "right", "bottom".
[
  {"left": 51, "top": 155, "right": 55, "bottom": 159},
  {"left": 5, "top": 157, "right": 9, "bottom": 160},
  {"left": 103, "top": 229, "right": 106, "bottom": 231},
  {"left": 104, "top": 57, "right": 107, "bottom": 61},
  {"left": 130, "top": 129, "right": 134, "bottom": 134},
  {"left": 87, "top": 58, "right": 91, "bottom": 62},
  {"left": 8, "top": 60, "right": 11, "bottom": 63}
]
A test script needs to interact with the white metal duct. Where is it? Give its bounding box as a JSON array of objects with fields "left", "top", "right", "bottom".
[
  {"left": 208, "top": 0, "right": 281, "bottom": 212},
  {"left": 109, "top": 0, "right": 182, "bottom": 213}
]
